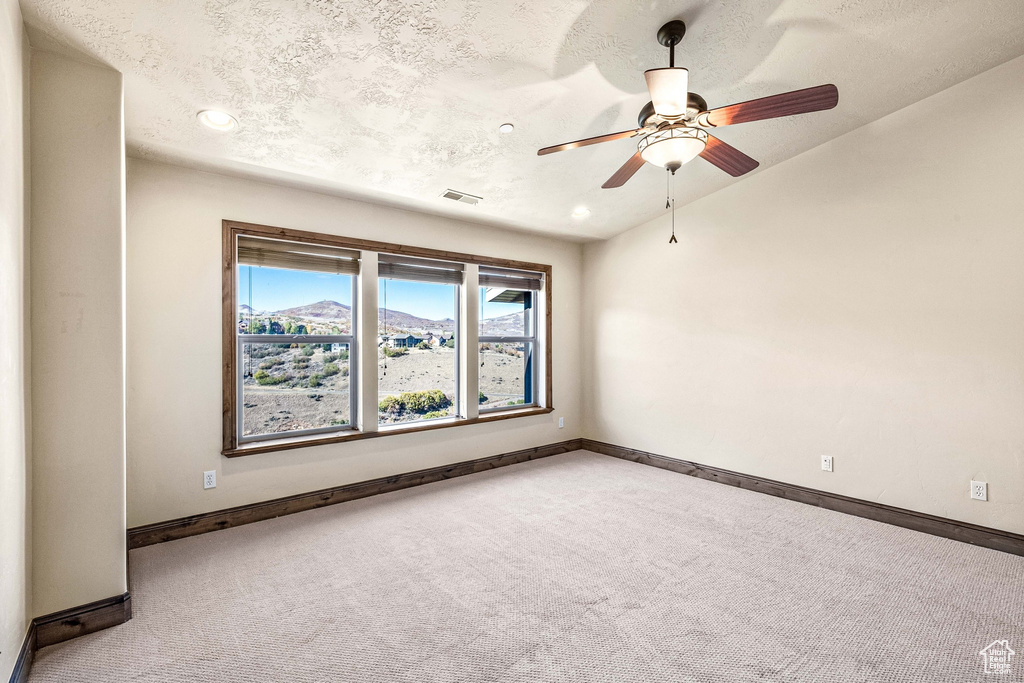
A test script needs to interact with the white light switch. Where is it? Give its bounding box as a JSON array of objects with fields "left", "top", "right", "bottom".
[
  {"left": 821, "top": 456, "right": 833, "bottom": 472},
  {"left": 558, "top": 417, "right": 564, "bottom": 429}
]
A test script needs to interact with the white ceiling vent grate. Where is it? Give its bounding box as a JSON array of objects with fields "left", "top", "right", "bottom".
[{"left": 441, "top": 189, "right": 482, "bottom": 206}]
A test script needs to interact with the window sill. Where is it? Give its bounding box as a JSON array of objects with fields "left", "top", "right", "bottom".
[{"left": 222, "top": 406, "right": 554, "bottom": 458}]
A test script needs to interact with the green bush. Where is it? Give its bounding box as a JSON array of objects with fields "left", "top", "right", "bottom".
[
  {"left": 338, "top": 349, "right": 349, "bottom": 360},
  {"left": 301, "top": 345, "right": 315, "bottom": 357},
  {"left": 422, "top": 410, "right": 450, "bottom": 419},
  {"left": 444, "top": 339, "right": 455, "bottom": 348},
  {"left": 259, "top": 358, "right": 284, "bottom": 370},
  {"left": 507, "top": 398, "right": 526, "bottom": 406},
  {"left": 323, "top": 363, "right": 340, "bottom": 377},
  {"left": 293, "top": 357, "right": 310, "bottom": 368},
  {"left": 417, "top": 341, "right": 431, "bottom": 350},
  {"left": 254, "top": 369, "right": 290, "bottom": 386},
  {"left": 478, "top": 391, "right": 487, "bottom": 404},
  {"left": 308, "top": 373, "right": 323, "bottom": 388},
  {"left": 378, "top": 389, "right": 451, "bottom": 415},
  {"left": 382, "top": 346, "right": 407, "bottom": 358},
  {"left": 323, "top": 353, "right": 339, "bottom": 362}
]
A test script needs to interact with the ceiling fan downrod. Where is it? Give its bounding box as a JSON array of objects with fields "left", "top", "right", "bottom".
[{"left": 657, "top": 20, "right": 687, "bottom": 68}]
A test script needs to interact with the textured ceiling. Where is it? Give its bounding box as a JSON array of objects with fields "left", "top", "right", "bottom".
[{"left": 20, "top": 0, "right": 1024, "bottom": 240}]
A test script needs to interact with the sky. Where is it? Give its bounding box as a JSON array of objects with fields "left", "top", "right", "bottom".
[{"left": 239, "top": 266, "right": 522, "bottom": 321}]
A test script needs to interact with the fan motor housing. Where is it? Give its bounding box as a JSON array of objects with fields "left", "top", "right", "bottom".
[{"left": 638, "top": 93, "right": 708, "bottom": 128}]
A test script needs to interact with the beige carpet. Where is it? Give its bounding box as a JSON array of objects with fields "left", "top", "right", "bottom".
[{"left": 29, "top": 451, "right": 1024, "bottom": 682}]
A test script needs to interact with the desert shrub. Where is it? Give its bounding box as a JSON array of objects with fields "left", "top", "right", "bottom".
[
  {"left": 340, "top": 366, "right": 349, "bottom": 377},
  {"left": 293, "top": 357, "right": 310, "bottom": 368},
  {"left": 259, "top": 358, "right": 284, "bottom": 370},
  {"left": 322, "top": 363, "right": 340, "bottom": 377},
  {"left": 417, "top": 341, "right": 431, "bottom": 350},
  {"left": 444, "top": 339, "right": 455, "bottom": 348},
  {"left": 507, "top": 398, "right": 526, "bottom": 406},
  {"left": 308, "top": 373, "right": 323, "bottom": 388},
  {"left": 379, "top": 395, "right": 402, "bottom": 413},
  {"left": 301, "top": 345, "right": 315, "bottom": 356},
  {"left": 338, "top": 349, "right": 349, "bottom": 360},
  {"left": 330, "top": 419, "right": 348, "bottom": 426},
  {"left": 379, "top": 390, "right": 451, "bottom": 415},
  {"left": 422, "top": 410, "right": 450, "bottom": 419},
  {"left": 249, "top": 346, "right": 274, "bottom": 358},
  {"left": 254, "top": 369, "right": 290, "bottom": 386},
  {"left": 323, "top": 353, "right": 339, "bottom": 362},
  {"left": 478, "top": 391, "right": 487, "bottom": 404},
  {"left": 383, "top": 346, "right": 407, "bottom": 358}
]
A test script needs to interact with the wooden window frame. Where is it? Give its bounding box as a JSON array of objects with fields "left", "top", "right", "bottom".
[{"left": 222, "top": 219, "right": 554, "bottom": 457}]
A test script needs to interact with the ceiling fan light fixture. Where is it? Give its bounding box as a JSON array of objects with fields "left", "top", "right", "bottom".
[{"left": 638, "top": 126, "right": 707, "bottom": 170}]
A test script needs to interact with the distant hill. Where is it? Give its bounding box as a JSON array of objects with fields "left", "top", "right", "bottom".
[
  {"left": 480, "top": 311, "right": 525, "bottom": 336},
  {"left": 239, "top": 299, "right": 520, "bottom": 336},
  {"left": 273, "top": 300, "right": 351, "bottom": 320},
  {"left": 379, "top": 308, "right": 454, "bottom": 334}
]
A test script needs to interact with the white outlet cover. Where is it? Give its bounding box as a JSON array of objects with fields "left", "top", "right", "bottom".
[
  {"left": 970, "top": 480, "right": 987, "bottom": 501},
  {"left": 558, "top": 417, "right": 564, "bottom": 429},
  {"left": 204, "top": 470, "right": 217, "bottom": 489},
  {"left": 821, "top": 456, "right": 833, "bottom": 472}
]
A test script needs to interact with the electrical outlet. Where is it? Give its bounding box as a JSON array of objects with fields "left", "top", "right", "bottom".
[
  {"left": 971, "top": 480, "right": 987, "bottom": 501},
  {"left": 204, "top": 470, "right": 217, "bottom": 489},
  {"left": 558, "top": 417, "right": 564, "bottom": 429},
  {"left": 821, "top": 455, "right": 833, "bottom": 472}
]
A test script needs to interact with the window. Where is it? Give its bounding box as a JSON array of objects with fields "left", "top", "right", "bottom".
[
  {"left": 377, "top": 255, "right": 462, "bottom": 426},
  {"left": 478, "top": 267, "right": 542, "bottom": 412},
  {"left": 234, "top": 235, "right": 358, "bottom": 443},
  {"left": 223, "top": 220, "right": 552, "bottom": 456}
]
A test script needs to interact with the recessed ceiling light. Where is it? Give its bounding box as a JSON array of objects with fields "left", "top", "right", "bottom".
[
  {"left": 572, "top": 207, "right": 590, "bottom": 219},
  {"left": 498, "top": 122, "right": 515, "bottom": 134},
  {"left": 197, "top": 110, "right": 238, "bottom": 132}
]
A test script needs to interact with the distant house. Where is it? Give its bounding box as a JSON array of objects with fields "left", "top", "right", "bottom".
[{"left": 387, "top": 333, "right": 423, "bottom": 348}]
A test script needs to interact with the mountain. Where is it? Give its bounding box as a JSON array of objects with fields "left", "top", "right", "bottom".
[
  {"left": 239, "top": 304, "right": 256, "bottom": 315},
  {"left": 273, "top": 300, "right": 351, "bottom": 320},
  {"left": 379, "top": 308, "right": 454, "bottom": 334},
  {"left": 480, "top": 311, "right": 525, "bottom": 337}
]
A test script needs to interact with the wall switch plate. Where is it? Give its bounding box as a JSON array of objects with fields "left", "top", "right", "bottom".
[
  {"left": 971, "top": 480, "right": 987, "bottom": 501},
  {"left": 204, "top": 470, "right": 217, "bottom": 489},
  {"left": 558, "top": 417, "right": 564, "bottom": 429},
  {"left": 821, "top": 456, "right": 833, "bottom": 472}
]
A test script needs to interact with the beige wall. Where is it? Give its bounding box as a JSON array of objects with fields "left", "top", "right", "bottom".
[
  {"left": 0, "top": 0, "right": 31, "bottom": 676},
  {"left": 583, "top": 55, "right": 1024, "bottom": 535},
  {"left": 30, "top": 50, "right": 127, "bottom": 615},
  {"left": 125, "top": 158, "right": 583, "bottom": 527}
]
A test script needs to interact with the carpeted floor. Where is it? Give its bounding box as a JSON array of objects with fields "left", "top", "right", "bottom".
[{"left": 28, "top": 451, "right": 1024, "bottom": 682}]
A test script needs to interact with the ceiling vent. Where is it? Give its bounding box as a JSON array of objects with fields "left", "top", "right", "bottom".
[{"left": 441, "top": 189, "right": 482, "bottom": 206}]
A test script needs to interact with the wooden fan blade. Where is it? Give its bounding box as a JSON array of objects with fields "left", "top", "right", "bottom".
[
  {"left": 699, "top": 135, "right": 759, "bottom": 177},
  {"left": 602, "top": 151, "right": 646, "bottom": 188},
  {"left": 705, "top": 84, "right": 838, "bottom": 127},
  {"left": 537, "top": 129, "right": 638, "bottom": 156}
]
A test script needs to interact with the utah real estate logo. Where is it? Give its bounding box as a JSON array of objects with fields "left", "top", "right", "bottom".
[{"left": 980, "top": 640, "right": 1015, "bottom": 675}]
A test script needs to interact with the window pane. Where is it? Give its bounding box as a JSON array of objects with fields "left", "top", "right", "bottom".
[
  {"left": 238, "top": 266, "right": 352, "bottom": 335},
  {"left": 378, "top": 279, "right": 457, "bottom": 425},
  {"left": 480, "top": 287, "right": 532, "bottom": 337},
  {"left": 242, "top": 342, "right": 351, "bottom": 437},
  {"left": 479, "top": 342, "right": 533, "bottom": 409}
]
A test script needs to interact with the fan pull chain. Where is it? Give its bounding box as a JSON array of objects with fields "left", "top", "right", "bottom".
[{"left": 669, "top": 169, "right": 678, "bottom": 244}]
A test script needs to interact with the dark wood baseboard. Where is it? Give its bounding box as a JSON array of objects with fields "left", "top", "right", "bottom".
[
  {"left": 7, "top": 624, "right": 35, "bottom": 683},
  {"left": 582, "top": 439, "right": 1024, "bottom": 557},
  {"left": 33, "top": 592, "right": 132, "bottom": 649},
  {"left": 128, "top": 439, "right": 584, "bottom": 549}
]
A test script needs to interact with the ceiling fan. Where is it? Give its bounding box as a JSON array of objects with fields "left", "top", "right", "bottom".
[{"left": 537, "top": 20, "right": 839, "bottom": 189}]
